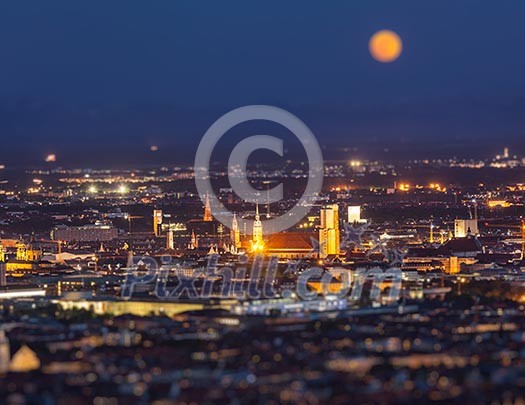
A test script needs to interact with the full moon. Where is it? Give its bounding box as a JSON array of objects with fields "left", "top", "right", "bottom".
[{"left": 369, "top": 30, "right": 403, "bottom": 63}]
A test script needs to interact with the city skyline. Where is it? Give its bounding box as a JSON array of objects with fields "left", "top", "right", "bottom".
[{"left": 2, "top": 2, "right": 525, "bottom": 403}]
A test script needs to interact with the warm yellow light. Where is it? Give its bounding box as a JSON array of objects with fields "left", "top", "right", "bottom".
[
  {"left": 118, "top": 185, "right": 128, "bottom": 194},
  {"left": 88, "top": 186, "right": 97, "bottom": 194},
  {"left": 369, "top": 30, "right": 403, "bottom": 63},
  {"left": 251, "top": 240, "right": 265, "bottom": 253},
  {"left": 399, "top": 183, "right": 410, "bottom": 192}
]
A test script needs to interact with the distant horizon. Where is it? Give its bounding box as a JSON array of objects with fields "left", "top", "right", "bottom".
[
  {"left": 1, "top": 1, "right": 525, "bottom": 165},
  {"left": 0, "top": 137, "right": 520, "bottom": 169}
]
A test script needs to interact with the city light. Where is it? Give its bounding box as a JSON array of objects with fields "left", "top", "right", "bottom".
[{"left": 1, "top": 4, "right": 524, "bottom": 403}]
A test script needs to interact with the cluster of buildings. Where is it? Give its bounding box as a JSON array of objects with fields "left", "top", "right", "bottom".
[{"left": 1, "top": 160, "right": 525, "bottom": 402}]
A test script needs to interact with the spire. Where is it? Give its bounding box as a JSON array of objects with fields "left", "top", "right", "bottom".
[
  {"left": 190, "top": 229, "right": 199, "bottom": 250},
  {"left": 266, "top": 184, "right": 271, "bottom": 219},
  {"left": 232, "top": 212, "right": 238, "bottom": 230},
  {"left": 203, "top": 192, "right": 212, "bottom": 222},
  {"left": 231, "top": 213, "right": 241, "bottom": 249},
  {"left": 252, "top": 202, "right": 264, "bottom": 251}
]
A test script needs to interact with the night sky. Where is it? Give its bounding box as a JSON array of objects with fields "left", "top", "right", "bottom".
[{"left": 1, "top": 0, "right": 525, "bottom": 166}]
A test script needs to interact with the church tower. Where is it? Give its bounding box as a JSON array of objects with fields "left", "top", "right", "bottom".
[
  {"left": 252, "top": 203, "right": 264, "bottom": 252},
  {"left": 189, "top": 230, "right": 199, "bottom": 250},
  {"left": 231, "top": 213, "right": 241, "bottom": 249},
  {"left": 166, "top": 228, "right": 174, "bottom": 250},
  {"left": 203, "top": 192, "right": 212, "bottom": 222}
]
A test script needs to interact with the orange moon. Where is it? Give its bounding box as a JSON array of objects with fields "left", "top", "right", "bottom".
[{"left": 369, "top": 30, "right": 403, "bottom": 63}]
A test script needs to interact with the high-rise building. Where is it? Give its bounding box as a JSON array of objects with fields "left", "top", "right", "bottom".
[
  {"left": 203, "top": 193, "right": 213, "bottom": 222},
  {"left": 166, "top": 229, "right": 174, "bottom": 250},
  {"left": 347, "top": 205, "right": 362, "bottom": 223},
  {"left": 454, "top": 219, "right": 479, "bottom": 238},
  {"left": 153, "top": 210, "right": 163, "bottom": 237},
  {"left": 319, "top": 204, "right": 340, "bottom": 258}
]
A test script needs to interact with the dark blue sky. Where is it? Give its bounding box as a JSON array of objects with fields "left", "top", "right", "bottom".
[{"left": 1, "top": 0, "right": 525, "bottom": 165}]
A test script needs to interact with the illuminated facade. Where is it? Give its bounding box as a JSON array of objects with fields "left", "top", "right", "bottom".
[
  {"left": 252, "top": 204, "right": 264, "bottom": 252},
  {"left": 319, "top": 204, "right": 340, "bottom": 258},
  {"left": 0, "top": 262, "right": 6, "bottom": 287},
  {"left": 153, "top": 209, "right": 163, "bottom": 237},
  {"left": 203, "top": 192, "right": 212, "bottom": 222},
  {"left": 166, "top": 229, "right": 174, "bottom": 250},
  {"left": 51, "top": 224, "right": 118, "bottom": 242},
  {"left": 0, "top": 329, "right": 9, "bottom": 374},
  {"left": 3, "top": 242, "right": 43, "bottom": 274},
  {"left": 231, "top": 213, "right": 241, "bottom": 249},
  {"left": 348, "top": 205, "right": 366, "bottom": 223},
  {"left": 454, "top": 219, "right": 479, "bottom": 238}
]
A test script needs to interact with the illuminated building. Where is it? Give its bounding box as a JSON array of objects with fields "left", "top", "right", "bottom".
[
  {"left": 166, "top": 229, "right": 174, "bottom": 250},
  {"left": 454, "top": 219, "right": 479, "bottom": 238},
  {"left": 3, "top": 242, "right": 42, "bottom": 274},
  {"left": 51, "top": 224, "right": 118, "bottom": 242},
  {"left": 16, "top": 242, "right": 42, "bottom": 262},
  {"left": 0, "top": 288, "right": 46, "bottom": 299},
  {"left": 0, "top": 329, "right": 10, "bottom": 374},
  {"left": 0, "top": 262, "right": 5, "bottom": 287},
  {"left": 189, "top": 230, "right": 199, "bottom": 250},
  {"left": 203, "top": 192, "right": 212, "bottom": 222},
  {"left": 8, "top": 345, "right": 40, "bottom": 373},
  {"left": 487, "top": 200, "right": 511, "bottom": 208},
  {"left": 230, "top": 213, "right": 241, "bottom": 249},
  {"left": 404, "top": 237, "right": 482, "bottom": 274},
  {"left": 319, "top": 204, "right": 340, "bottom": 258},
  {"left": 347, "top": 205, "right": 366, "bottom": 224},
  {"left": 251, "top": 204, "right": 264, "bottom": 252},
  {"left": 402, "top": 256, "right": 475, "bottom": 275},
  {"left": 490, "top": 147, "right": 522, "bottom": 168},
  {"left": 57, "top": 298, "right": 235, "bottom": 317},
  {"left": 187, "top": 193, "right": 217, "bottom": 236},
  {"left": 231, "top": 297, "right": 347, "bottom": 316},
  {"left": 265, "top": 232, "right": 316, "bottom": 259},
  {"left": 153, "top": 209, "right": 163, "bottom": 236}
]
